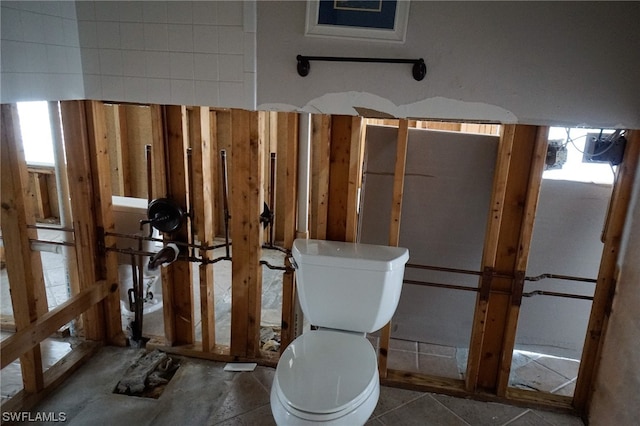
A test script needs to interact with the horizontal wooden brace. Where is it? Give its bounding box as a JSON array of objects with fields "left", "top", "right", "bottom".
[{"left": 1, "top": 280, "right": 112, "bottom": 369}]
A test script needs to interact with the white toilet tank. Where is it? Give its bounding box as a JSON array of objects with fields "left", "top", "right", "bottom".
[{"left": 292, "top": 239, "right": 409, "bottom": 333}]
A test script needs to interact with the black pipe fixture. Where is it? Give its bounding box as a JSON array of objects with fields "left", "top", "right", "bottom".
[{"left": 296, "top": 55, "right": 427, "bottom": 81}]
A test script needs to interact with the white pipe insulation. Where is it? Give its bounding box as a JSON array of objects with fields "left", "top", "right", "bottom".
[{"left": 296, "top": 113, "right": 311, "bottom": 239}]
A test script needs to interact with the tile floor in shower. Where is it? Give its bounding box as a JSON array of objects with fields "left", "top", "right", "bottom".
[{"left": 1, "top": 229, "right": 579, "bottom": 408}]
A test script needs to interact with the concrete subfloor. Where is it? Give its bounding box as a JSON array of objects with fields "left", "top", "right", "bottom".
[{"left": 16, "top": 345, "right": 585, "bottom": 426}]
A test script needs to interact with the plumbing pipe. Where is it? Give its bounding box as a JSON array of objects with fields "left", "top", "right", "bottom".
[
  {"left": 269, "top": 152, "right": 277, "bottom": 246},
  {"left": 220, "top": 150, "right": 231, "bottom": 258},
  {"left": 296, "top": 113, "right": 311, "bottom": 239},
  {"left": 48, "top": 101, "right": 76, "bottom": 305},
  {"left": 186, "top": 147, "right": 196, "bottom": 258}
]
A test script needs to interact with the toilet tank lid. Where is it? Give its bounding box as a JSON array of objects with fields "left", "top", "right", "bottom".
[{"left": 292, "top": 239, "right": 409, "bottom": 271}]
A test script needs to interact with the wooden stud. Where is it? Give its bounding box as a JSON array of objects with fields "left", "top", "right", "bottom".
[
  {"left": 310, "top": 115, "right": 331, "bottom": 240},
  {"left": 214, "top": 110, "right": 233, "bottom": 237},
  {"left": 465, "top": 125, "right": 545, "bottom": 392},
  {"left": 278, "top": 112, "right": 299, "bottom": 352},
  {"left": 59, "top": 101, "right": 106, "bottom": 342},
  {"left": 112, "top": 104, "right": 131, "bottom": 196},
  {"left": 574, "top": 129, "right": 640, "bottom": 416},
  {"left": 230, "top": 109, "right": 264, "bottom": 358},
  {"left": 326, "top": 115, "right": 362, "bottom": 242},
  {"left": 164, "top": 105, "right": 194, "bottom": 345},
  {"left": 84, "top": 100, "right": 126, "bottom": 346},
  {"left": 378, "top": 119, "right": 409, "bottom": 379},
  {"left": 1, "top": 104, "right": 47, "bottom": 392},
  {"left": 189, "top": 106, "right": 216, "bottom": 351},
  {"left": 496, "top": 126, "right": 548, "bottom": 394}
]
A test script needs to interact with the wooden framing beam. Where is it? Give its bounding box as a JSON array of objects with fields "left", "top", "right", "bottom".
[
  {"left": 378, "top": 119, "right": 409, "bottom": 378},
  {"left": 310, "top": 115, "right": 331, "bottom": 240},
  {"left": 230, "top": 109, "right": 264, "bottom": 358},
  {"left": 277, "top": 112, "right": 299, "bottom": 351},
  {"left": 189, "top": 106, "right": 216, "bottom": 351},
  {"left": 163, "top": 105, "right": 194, "bottom": 345},
  {"left": 574, "top": 129, "right": 640, "bottom": 416},
  {"left": 326, "top": 115, "right": 363, "bottom": 242},
  {"left": 111, "top": 104, "right": 131, "bottom": 196},
  {"left": 59, "top": 101, "right": 105, "bottom": 342},
  {"left": 496, "top": 126, "right": 548, "bottom": 394},
  {"left": 1, "top": 280, "right": 111, "bottom": 369},
  {"left": 84, "top": 100, "right": 126, "bottom": 346},
  {"left": 466, "top": 125, "right": 547, "bottom": 393},
  {"left": 1, "top": 104, "right": 48, "bottom": 392}
]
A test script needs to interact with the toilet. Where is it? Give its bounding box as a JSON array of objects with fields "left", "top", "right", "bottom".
[{"left": 271, "top": 239, "right": 409, "bottom": 425}]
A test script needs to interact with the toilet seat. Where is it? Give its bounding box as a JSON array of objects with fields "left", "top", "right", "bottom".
[{"left": 274, "top": 330, "right": 378, "bottom": 421}]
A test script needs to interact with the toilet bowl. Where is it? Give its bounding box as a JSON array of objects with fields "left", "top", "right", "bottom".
[
  {"left": 271, "top": 330, "right": 380, "bottom": 425},
  {"left": 271, "top": 239, "right": 408, "bottom": 425}
]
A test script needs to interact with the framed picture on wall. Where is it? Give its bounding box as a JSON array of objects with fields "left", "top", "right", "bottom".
[{"left": 305, "top": 1, "right": 410, "bottom": 43}]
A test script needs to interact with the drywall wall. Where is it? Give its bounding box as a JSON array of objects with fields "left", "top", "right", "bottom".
[
  {"left": 257, "top": 1, "right": 640, "bottom": 128},
  {"left": 517, "top": 180, "right": 610, "bottom": 359},
  {"left": 589, "top": 159, "right": 640, "bottom": 424},
  {"left": 360, "top": 126, "right": 611, "bottom": 359},
  {"left": 360, "top": 126, "right": 497, "bottom": 348},
  {"left": 1, "top": 1, "right": 84, "bottom": 102}
]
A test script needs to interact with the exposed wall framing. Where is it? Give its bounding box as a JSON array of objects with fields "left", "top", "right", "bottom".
[{"left": 2, "top": 100, "right": 637, "bottom": 422}]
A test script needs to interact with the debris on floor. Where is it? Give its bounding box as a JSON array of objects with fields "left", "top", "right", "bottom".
[
  {"left": 223, "top": 362, "right": 257, "bottom": 372},
  {"left": 114, "top": 349, "right": 179, "bottom": 399},
  {"left": 260, "top": 326, "right": 281, "bottom": 352}
]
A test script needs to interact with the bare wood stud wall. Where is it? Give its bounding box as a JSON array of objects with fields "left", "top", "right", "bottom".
[
  {"left": 60, "top": 101, "right": 107, "bottom": 342},
  {"left": 378, "top": 119, "right": 409, "bottom": 379},
  {"left": 327, "top": 115, "right": 363, "bottom": 242},
  {"left": 310, "top": 115, "right": 331, "bottom": 240},
  {"left": 1, "top": 104, "right": 48, "bottom": 392},
  {"left": 189, "top": 106, "right": 216, "bottom": 352},
  {"left": 163, "top": 105, "right": 195, "bottom": 345},
  {"left": 84, "top": 100, "right": 126, "bottom": 346},
  {"left": 229, "top": 109, "right": 264, "bottom": 358},
  {"left": 277, "top": 112, "right": 299, "bottom": 351},
  {"left": 466, "top": 125, "right": 547, "bottom": 394}
]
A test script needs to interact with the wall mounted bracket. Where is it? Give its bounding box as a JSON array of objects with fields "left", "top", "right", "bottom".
[{"left": 296, "top": 55, "right": 426, "bottom": 81}]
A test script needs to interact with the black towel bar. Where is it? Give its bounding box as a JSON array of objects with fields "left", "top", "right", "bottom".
[{"left": 296, "top": 55, "right": 426, "bottom": 81}]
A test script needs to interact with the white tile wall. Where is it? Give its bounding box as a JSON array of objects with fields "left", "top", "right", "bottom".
[
  {"left": 1, "top": 1, "right": 256, "bottom": 108},
  {"left": 1, "top": 1, "right": 83, "bottom": 103}
]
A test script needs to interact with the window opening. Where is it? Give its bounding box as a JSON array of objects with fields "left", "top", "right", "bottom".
[
  {"left": 543, "top": 127, "right": 621, "bottom": 185},
  {"left": 16, "top": 101, "right": 55, "bottom": 166}
]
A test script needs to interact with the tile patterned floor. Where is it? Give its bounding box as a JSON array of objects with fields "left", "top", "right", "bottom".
[{"left": 14, "top": 346, "right": 583, "bottom": 425}]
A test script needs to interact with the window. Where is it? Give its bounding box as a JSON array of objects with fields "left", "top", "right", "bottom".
[
  {"left": 543, "top": 127, "right": 617, "bottom": 185},
  {"left": 17, "top": 101, "right": 55, "bottom": 166}
]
